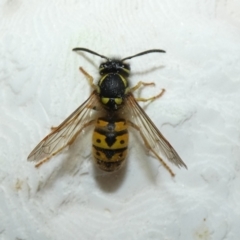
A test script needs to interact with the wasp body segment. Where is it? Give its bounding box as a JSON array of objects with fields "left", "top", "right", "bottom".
[
  {"left": 28, "top": 47, "right": 187, "bottom": 177},
  {"left": 92, "top": 117, "right": 128, "bottom": 172}
]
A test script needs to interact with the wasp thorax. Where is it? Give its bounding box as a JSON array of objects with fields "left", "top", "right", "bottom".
[{"left": 99, "top": 60, "right": 130, "bottom": 77}]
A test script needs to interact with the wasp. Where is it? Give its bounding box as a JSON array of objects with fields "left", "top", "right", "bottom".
[{"left": 27, "top": 48, "right": 187, "bottom": 177}]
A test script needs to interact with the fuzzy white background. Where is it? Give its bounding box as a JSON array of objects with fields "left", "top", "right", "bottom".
[{"left": 1, "top": 0, "right": 240, "bottom": 240}]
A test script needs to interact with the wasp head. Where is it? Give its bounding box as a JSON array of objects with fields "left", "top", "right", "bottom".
[{"left": 99, "top": 60, "right": 130, "bottom": 77}]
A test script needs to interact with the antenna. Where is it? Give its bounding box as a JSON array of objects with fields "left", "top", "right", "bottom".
[
  {"left": 72, "top": 48, "right": 109, "bottom": 61},
  {"left": 73, "top": 48, "right": 166, "bottom": 62},
  {"left": 121, "top": 49, "right": 166, "bottom": 61}
]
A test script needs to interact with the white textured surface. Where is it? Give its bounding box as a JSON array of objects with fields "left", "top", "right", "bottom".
[{"left": 1, "top": 0, "right": 240, "bottom": 239}]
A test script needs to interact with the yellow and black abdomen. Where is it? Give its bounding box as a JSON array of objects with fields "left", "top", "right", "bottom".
[{"left": 92, "top": 117, "right": 129, "bottom": 172}]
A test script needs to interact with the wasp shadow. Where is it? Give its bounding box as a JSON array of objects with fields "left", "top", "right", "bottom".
[
  {"left": 131, "top": 65, "right": 165, "bottom": 76},
  {"left": 73, "top": 51, "right": 99, "bottom": 69},
  {"left": 92, "top": 159, "right": 128, "bottom": 193}
]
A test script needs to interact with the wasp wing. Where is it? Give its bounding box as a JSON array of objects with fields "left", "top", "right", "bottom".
[
  {"left": 125, "top": 93, "right": 187, "bottom": 169},
  {"left": 28, "top": 91, "right": 100, "bottom": 164}
]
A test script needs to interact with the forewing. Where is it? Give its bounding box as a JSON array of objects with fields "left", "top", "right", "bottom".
[
  {"left": 28, "top": 91, "right": 100, "bottom": 163},
  {"left": 125, "top": 93, "right": 187, "bottom": 169}
]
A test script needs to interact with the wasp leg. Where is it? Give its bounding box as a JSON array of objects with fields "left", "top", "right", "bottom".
[
  {"left": 135, "top": 88, "right": 165, "bottom": 102},
  {"left": 79, "top": 67, "right": 98, "bottom": 90},
  {"left": 35, "top": 119, "right": 95, "bottom": 168},
  {"left": 130, "top": 81, "right": 165, "bottom": 102},
  {"left": 79, "top": 68, "right": 100, "bottom": 110},
  {"left": 130, "top": 81, "right": 156, "bottom": 92},
  {"left": 127, "top": 120, "right": 175, "bottom": 177}
]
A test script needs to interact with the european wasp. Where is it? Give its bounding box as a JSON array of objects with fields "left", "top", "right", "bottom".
[{"left": 28, "top": 48, "right": 187, "bottom": 176}]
